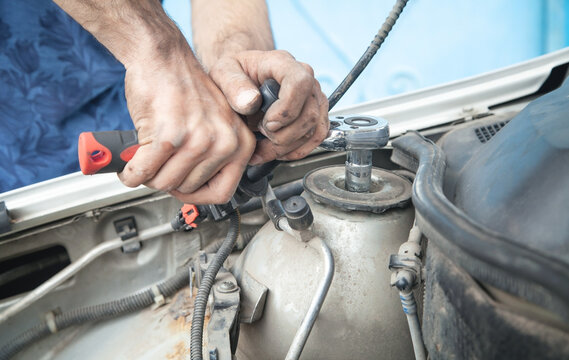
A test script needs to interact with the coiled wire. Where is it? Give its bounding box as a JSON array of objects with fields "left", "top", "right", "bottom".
[
  {"left": 190, "top": 210, "right": 240, "bottom": 360},
  {"left": 327, "top": 0, "right": 409, "bottom": 110},
  {"left": 0, "top": 270, "right": 188, "bottom": 360}
]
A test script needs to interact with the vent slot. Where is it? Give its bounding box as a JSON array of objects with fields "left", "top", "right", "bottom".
[
  {"left": 0, "top": 245, "right": 71, "bottom": 300},
  {"left": 475, "top": 121, "right": 509, "bottom": 143}
]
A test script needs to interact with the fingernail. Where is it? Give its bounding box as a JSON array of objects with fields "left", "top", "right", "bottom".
[
  {"left": 265, "top": 121, "right": 281, "bottom": 132},
  {"left": 249, "top": 154, "right": 263, "bottom": 166},
  {"left": 236, "top": 89, "right": 258, "bottom": 110}
]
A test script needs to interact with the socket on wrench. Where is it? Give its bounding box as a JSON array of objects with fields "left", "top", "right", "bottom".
[{"left": 320, "top": 115, "right": 389, "bottom": 192}]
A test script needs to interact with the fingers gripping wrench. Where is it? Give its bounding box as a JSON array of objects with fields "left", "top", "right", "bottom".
[{"left": 78, "top": 79, "right": 281, "bottom": 175}]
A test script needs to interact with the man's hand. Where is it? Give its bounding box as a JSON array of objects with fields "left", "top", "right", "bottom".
[
  {"left": 119, "top": 46, "right": 256, "bottom": 204},
  {"left": 209, "top": 50, "right": 330, "bottom": 165}
]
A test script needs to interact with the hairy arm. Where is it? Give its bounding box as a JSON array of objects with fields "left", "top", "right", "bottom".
[
  {"left": 54, "top": 0, "right": 186, "bottom": 68},
  {"left": 54, "top": 0, "right": 328, "bottom": 203},
  {"left": 191, "top": 0, "right": 274, "bottom": 70}
]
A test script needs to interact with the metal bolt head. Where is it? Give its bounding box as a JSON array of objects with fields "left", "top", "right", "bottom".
[{"left": 218, "top": 281, "right": 237, "bottom": 293}]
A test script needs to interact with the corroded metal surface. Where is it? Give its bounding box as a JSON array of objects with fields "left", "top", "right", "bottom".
[{"left": 11, "top": 287, "right": 208, "bottom": 360}]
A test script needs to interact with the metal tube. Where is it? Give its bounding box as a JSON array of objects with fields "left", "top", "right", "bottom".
[
  {"left": 399, "top": 290, "right": 426, "bottom": 360},
  {"left": 0, "top": 222, "right": 174, "bottom": 324},
  {"left": 285, "top": 236, "right": 335, "bottom": 360},
  {"left": 408, "top": 222, "right": 422, "bottom": 244},
  {"left": 345, "top": 149, "right": 372, "bottom": 192}
]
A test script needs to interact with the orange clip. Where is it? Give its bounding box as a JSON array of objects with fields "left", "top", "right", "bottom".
[{"left": 181, "top": 204, "right": 199, "bottom": 228}]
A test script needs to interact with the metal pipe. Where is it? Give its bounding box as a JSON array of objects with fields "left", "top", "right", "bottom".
[
  {"left": 399, "top": 290, "right": 426, "bottom": 360},
  {"left": 408, "top": 222, "right": 422, "bottom": 244},
  {"left": 0, "top": 222, "right": 174, "bottom": 324},
  {"left": 284, "top": 233, "right": 335, "bottom": 360},
  {"left": 391, "top": 222, "right": 426, "bottom": 360}
]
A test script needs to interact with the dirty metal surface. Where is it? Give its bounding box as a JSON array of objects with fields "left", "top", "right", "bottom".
[{"left": 13, "top": 287, "right": 206, "bottom": 360}]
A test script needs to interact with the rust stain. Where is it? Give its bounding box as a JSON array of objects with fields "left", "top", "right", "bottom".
[
  {"left": 165, "top": 287, "right": 212, "bottom": 359},
  {"left": 168, "top": 288, "right": 195, "bottom": 321},
  {"left": 165, "top": 341, "right": 188, "bottom": 360}
]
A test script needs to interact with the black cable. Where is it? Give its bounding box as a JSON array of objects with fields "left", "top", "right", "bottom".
[
  {"left": 249, "top": 0, "right": 408, "bottom": 175},
  {"left": 190, "top": 210, "right": 240, "bottom": 360},
  {"left": 246, "top": 160, "right": 280, "bottom": 183},
  {"left": 238, "top": 179, "right": 304, "bottom": 214},
  {"left": 0, "top": 271, "right": 188, "bottom": 360},
  {"left": 327, "top": 0, "right": 409, "bottom": 110},
  {"left": 203, "top": 227, "right": 259, "bottom": 254}
]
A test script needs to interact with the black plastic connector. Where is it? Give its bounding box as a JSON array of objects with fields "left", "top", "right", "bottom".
[
  {"left": 283, "top": 196, "right": 313, "bottom": 231},
  {"left": 266, "top": 199, "right": 286, "bottom": 230}
]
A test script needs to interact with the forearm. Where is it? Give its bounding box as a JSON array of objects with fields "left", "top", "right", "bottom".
[
  {"left": 191, "top": 0, "right": 274, "bottom": 71},
  {"left": 53, "top": 0, "right": 197, "bottom": 69}
]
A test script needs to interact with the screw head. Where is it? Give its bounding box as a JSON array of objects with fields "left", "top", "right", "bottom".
[{"left": 218, "top": 281, "right": 237, "bottom": 293}]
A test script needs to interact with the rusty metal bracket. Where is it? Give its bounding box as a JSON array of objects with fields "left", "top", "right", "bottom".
[
  {"left": 194, "top": 252, "right": 241, "bottom": 360},
  {"left": 206, "top": 270, "right": 240, "bottom": 360}
]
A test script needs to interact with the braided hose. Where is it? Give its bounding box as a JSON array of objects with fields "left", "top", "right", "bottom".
[
  {"left": 0, "top": 271, "right": 188, "bottom": 360},
  {"left": 190, "top": 210, "right": 240, "bottom": 360},
  {"left": 203, "top": 227, "right": 259, "bottom": 254},
  {"left": 327, "top": 0, "right": 409, "bottom": 110}
]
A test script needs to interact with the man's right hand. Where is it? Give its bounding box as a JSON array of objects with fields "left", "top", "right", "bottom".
[
  {"left": 119, "top": 42, "right": 256, "bottom": 205},
  {"left": 54, "top": 0, "right": 257, "bottom": 205}
]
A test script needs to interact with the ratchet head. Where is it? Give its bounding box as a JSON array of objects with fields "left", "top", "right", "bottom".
[{"left": 320, "top": 115, "right": 389, "bottom": 152}]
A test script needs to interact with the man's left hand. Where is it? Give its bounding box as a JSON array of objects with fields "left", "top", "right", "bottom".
[{"left": 208, "top": 50, "right": 330, "bottom": 166}]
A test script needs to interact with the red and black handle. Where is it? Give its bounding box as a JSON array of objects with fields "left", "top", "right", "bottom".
[
  {"left": 78, "top": 130, "right": 139, "bottom": 175},
  {"left": 78, "top": 79, "right": 280, "bottom": 175}
]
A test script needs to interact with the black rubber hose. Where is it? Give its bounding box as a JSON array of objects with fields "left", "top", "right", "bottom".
[
  {"left": 0, "top": 252, "right": 69, "bottom": 288},
  {"left": 327, "top": 0, "right": 409, "bottom": 110},
  {"left": 238, "top": 179, "right": 304, "bottom": 214},
  {"left": 390, "top": 131, "right": 569, "bottom": 304},
  {"left": 0, "top": 271, "right": 188, "bottom": 360},
  {"left": 246, "top": 160, "right": 280, "bottom": 183},
  {"left": 203, "top": 227, "right": 260, "bottom": 254},
  {"left": 190, "top": 210, "right": 240, "bottom": 360}
]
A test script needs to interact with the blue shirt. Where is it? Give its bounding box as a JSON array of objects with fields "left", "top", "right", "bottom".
[{"left": 0, "top": 1, "right": 133, "bottom": 193}]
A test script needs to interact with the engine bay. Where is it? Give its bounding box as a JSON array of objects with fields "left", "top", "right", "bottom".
[{"left": 1, "top": 44, "right": 569, "bottom": 360}]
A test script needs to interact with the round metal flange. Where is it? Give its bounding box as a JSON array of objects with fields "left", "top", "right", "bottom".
[{"left": 303, "top": 165, "right": 412, "bottom": 213}]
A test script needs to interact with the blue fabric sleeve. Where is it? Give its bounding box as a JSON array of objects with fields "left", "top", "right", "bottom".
[{"left": 0, "top": 1, "right": 133, "bottom": 193}]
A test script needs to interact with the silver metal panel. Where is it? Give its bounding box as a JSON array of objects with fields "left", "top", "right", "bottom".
[{"left": 0, "top": 173, "right": 156, "bottom": 237}]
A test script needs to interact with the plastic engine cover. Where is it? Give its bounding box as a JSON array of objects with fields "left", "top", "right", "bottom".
[{"left": 453, "top": 77, "right": 569, "bottom": 267}]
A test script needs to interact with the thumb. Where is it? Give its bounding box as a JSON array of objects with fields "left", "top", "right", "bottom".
[{"left": 209, "top": 58, "right": 262, "bottom": 115}]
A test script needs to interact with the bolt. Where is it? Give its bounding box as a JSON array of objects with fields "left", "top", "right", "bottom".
[
  {"left": 319, "top": 115, "right": 389, "bottom": 193},
  {"left": 345, "top": 149, "right": 373, "bottom": 192},
  {"left": 218, "top": 281, "right": 237, "bottom": 293}
]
